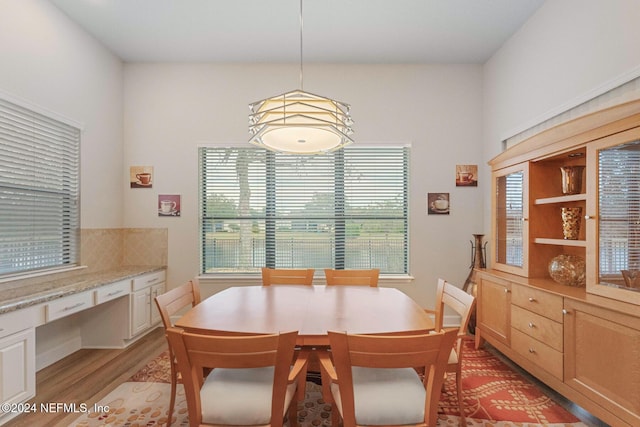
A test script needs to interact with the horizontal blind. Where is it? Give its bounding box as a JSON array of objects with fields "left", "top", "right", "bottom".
[
  {"left": 598, "top": 141, "right": 640, "bottom": 276},
  {"left": 199, "top": 146, "right": 408, "bottom": 274},
  {"left": 495, "top": 171, "right": 523, "bottom": 267},
  {"left": 0, "top": 98, "right": 80, "bottom": 276}
]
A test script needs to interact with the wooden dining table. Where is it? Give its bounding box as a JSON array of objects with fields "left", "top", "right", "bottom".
[{"left": 175, "top": 285, "right": 434, "bottom": 346}]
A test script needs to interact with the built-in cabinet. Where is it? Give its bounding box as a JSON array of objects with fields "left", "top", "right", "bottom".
[
  {"left": 478, "top": 99, "right": 640, "bottom": 427},
  {"left": 0, "top": 308, "right": 37, "bottom": 416},
  {"left": 0, "top": 268, "right": 165, "bottom": 425}
]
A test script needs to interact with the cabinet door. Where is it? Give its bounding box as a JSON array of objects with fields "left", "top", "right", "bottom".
[
  {"left": 477, "top": 275, "right": 511, "bottom": 346},
  {"left": 0, "top": 329, "right": 35, "bottom": 408},
  {"left": 564, "top": 299, "right": 640, "bottom": 426},
  {"left": 492, "top": 163, "right": 529, "bottom": 276},
  {"left": 587, "top": 128, "right": 640, "bottom": 306},
  {"left": 150, "top": 283, "right": 165, "bottom": 326},
  {"left": 130, "top": 288, "right": 151, "bottom": 337}
]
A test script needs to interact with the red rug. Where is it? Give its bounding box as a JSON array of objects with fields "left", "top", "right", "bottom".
[
  {"left": 130, "top": 340, "right": 583, "bottom": 425},
  {"left": 438, "top": 339, "right": 581, "bottom": 424}
]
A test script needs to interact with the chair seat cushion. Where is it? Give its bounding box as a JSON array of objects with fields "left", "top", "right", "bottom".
[
  {"left": 331, "top": 367, "right": 425, "bottom": 425},
  {"left": 200, "top": 366, "right": 297, "bottom": 425}
]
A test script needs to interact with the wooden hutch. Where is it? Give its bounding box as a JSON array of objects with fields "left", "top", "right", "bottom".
[{"left": 477, "top": 99, "right": 640, "bottom": 427}]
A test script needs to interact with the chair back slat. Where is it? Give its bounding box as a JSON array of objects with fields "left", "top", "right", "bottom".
[
  {"left": 154, "top": 280, "right": 201, "bottom": 329},
  {"left": 262, "top": 267, "right": 315, "bottom": 286},
  {"left": 324, "top": 268, "right": 379, "bottom": 287}
]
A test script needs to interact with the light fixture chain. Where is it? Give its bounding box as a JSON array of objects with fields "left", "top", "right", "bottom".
[{"left": 299, "top": 0, "right": 304, "bottom": 91}]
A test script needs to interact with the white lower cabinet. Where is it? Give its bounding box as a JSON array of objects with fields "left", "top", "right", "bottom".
[
  {"left": 0, "top": 328, "right": 35, "bottom": 422},
  {"left": 130, "top": 271, "right": 165, "bottom": 337}
]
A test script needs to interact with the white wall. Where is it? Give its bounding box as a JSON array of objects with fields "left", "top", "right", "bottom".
[
  {"left": 123, "top": 63, "right": 484, "bottom": 307},
  {"left": 483, "top": 0, "right": 640, "bottom": 162},
  {"left": 0, "top": 0, "right": 124, "bottom": 228}
]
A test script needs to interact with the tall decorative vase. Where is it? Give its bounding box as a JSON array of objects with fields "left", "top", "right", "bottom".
[
  {"left": 561, "top": 207, "right": 582, "bottom": 240},
  {"left": 463, "top": 234, "right": 486, "bottom": 334}
]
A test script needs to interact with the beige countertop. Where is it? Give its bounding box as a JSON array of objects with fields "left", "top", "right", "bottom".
[{"left": 0, "top": 265, "right": 165, "bottom": 315}]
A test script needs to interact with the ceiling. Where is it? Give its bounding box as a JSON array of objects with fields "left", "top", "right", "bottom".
[{"left": 50, "top": 0, "right": 545, "bottom": 64}]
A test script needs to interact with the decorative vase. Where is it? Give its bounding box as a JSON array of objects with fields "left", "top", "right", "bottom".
[
  {"left": 560, "top": 166, "right": 584, "bottom": 195},
  {"left": 561, "top": 207, "right": 582, "bottom": 240},
  {"left": 548, "top": 254, "right": 586, "bottom": 287},
  {"left": 462, "top": 234, "right": 486, "bottom": 335}
]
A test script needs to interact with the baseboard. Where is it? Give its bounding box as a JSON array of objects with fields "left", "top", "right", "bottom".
[{"left": 36, "top": 335, "right": 82, "bottom": 371}]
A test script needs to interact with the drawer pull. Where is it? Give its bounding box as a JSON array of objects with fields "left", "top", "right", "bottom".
[
  {"left": 504, "top": 288, "right": 511, "bottom": 294},
  {"left": 528, "top": 297, "right": 537, "bottom": 302},
  {"left": 562, "top": 309, "right": 570, "bottom": 315},
  {"left": 63, "top": 302, "right": 86, "bottom": 311},
  {"left": 528, "top": 322, "right": 535, "bottom": 328},
  {"left": 528, "top": 348, "right": 536, "bottom": 353},
  {"left": 107, "top": 290, "right": 124, "bottom": 297}
]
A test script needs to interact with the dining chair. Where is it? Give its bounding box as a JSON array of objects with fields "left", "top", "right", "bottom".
[
  {"left": 261, "top": 267, "right": 315, "bottom": 286},
  {"left": 324, "top": 268, "right": 380, "bottom": 287},
  {"left": 154, "top": 280, "right": 202, "bottom": 426},
  {"left": 166, "top": 327, "right": 309, "bottom": 427},
  {"left": 424, "top": 278, "right": 476, "bottom": 424},
  {"left": 318, "top": 328, "right": 457, "bottom": 427}
]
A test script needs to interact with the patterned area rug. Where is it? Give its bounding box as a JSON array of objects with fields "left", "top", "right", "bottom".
[{"left": 72, "top": 341, "right": 587, "bottom": 427}]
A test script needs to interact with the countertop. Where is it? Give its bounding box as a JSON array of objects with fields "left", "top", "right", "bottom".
[{"left": 0, "top": 265, "right": 165, "bottom": 315}]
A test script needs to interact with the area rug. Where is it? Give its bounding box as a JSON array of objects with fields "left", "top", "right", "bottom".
[{"left": 72, "top": 341, "right": 588, "bottom": 427}]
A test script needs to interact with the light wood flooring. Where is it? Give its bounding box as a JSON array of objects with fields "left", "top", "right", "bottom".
[
  {"left": 3, "top": 327, "right": 166, "bottom": 427},
  {"left": 4, "top": 328, "right": 609, "bottom": 427}
]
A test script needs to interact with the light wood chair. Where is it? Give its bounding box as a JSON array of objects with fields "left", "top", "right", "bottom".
[
  {"left": 154, "top": 280, "right": 202, "bottom": 426},
  {"left": 324, "top": 268, "right": 380, "bottom": 287},
  {"left": 424, "top": 278, "right": 476, "bottom": 424},
  {"left": 166, "top": 327, "right": 309, "bottom": 427},
  {"left": 261, "top": 267, "right": 315, "bottom": 286},
  {"left": 318, "top": 328, "right": 457, "bottom": 427}
]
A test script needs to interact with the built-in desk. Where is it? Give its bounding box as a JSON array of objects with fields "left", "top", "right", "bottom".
[{"left": 0, "top": 266, "right": 166, "bottom": 425}]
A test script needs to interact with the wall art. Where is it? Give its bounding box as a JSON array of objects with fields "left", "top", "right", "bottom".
[
  {"left": 158, "top": 194, "right": 181, "bottom": 217},
  {"left": 130, "top": 165, "right": 153, "bottom": 188}
]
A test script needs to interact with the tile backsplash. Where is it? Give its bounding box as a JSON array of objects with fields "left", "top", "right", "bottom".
[{"left": 81, "top": 228, "right": 168, "bottom": 273}]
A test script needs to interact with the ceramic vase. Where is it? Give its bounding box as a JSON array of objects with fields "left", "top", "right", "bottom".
[
  {"left": 560, "top": 166, "right": 584, "bottom": 195},
  {"left": 561, "top": 207, "right": 582, "bottom": 240}
]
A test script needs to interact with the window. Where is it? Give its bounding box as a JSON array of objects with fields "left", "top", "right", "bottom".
[
  {"left": 0, "top": 97, "right": 80, "bottom": 277},
  {"left": 199, "top": 146, "right": 409, "bottom": 274}
]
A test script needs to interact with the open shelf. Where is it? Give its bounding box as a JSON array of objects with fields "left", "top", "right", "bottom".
[
  {"left": 534, "top": 237, "right": 587, "bottom": 247},
  {"left": 534, "top": 193, "right": 586, "bottom": 205}
]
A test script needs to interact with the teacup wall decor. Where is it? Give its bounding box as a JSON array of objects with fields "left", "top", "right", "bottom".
[
  {"left": 456, "top": 164, "right": 478, "bottom": 187},
  {"left": 158, "top": 194, "right": 181, "bottom": 217},
  {"left": 428, "top": 192, "right": 450, "bottom": 215},
  {"left": 130, "top": 165, "right": 154, "bottom": 188}
]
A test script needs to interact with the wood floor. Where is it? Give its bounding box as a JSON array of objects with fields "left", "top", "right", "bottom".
[
  {"left": 3, "top": 328, "right": 609, "bottom": 427},
  {"left": 3, "top": 327, "right": 167, "bottom": 427}
]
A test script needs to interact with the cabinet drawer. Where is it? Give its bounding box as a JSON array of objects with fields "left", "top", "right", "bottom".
[
  {"left": 0, "top": 307, "right": 39, "bottom": 339},
  {"left": 511, "top": 305, "right": 563, "bottom": 352},
  {"left": 95, "top": 280, "right": 130, "bottom": 305},
  {"left": 511, "top": 328, "right": 563, "bottom": 380},
  {"left": 511, "top": 284, "right": 563, "bottom": 322},
  {"left": 132, "top": 270, "right": 166, "bottom": 291},
  {"left": 46, "top": 291, "right": 93, "bottom": 322}
]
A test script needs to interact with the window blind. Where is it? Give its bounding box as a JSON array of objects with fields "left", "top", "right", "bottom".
[
  {"left": 495, "top": 171, "right": 524, "bottom": 267},
  {"left": 199, "top": 146, "right": 409, "bottom": 274},
  {"left": 0, "top": 97, "right": 80, "bottom": 276},
  {"left": 598, "top": 141, "right": 640, "bottom": 276}
]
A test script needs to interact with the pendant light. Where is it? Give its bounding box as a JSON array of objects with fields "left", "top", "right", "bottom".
[{"left": 248, "top": 0, "right": 354, "bottom": 155}]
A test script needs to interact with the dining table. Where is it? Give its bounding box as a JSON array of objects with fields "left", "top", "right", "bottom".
[{"left": 175, "top": 284, "right": 434, "bottom": 346}]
